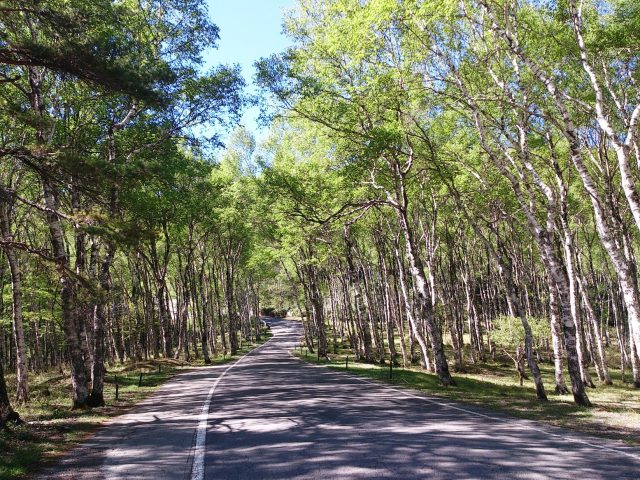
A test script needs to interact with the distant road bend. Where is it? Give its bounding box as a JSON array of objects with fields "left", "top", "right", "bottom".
[{"left": 42, "top": 319, "right": 640, "bottom": 480}]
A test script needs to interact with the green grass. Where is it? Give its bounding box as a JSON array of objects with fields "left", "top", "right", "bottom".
[
  {"left": 295, "top": 342, "right": 640, "bottom": 445},
  {"left": 0, "top": 332, "right": 271, "bottom": 480}
]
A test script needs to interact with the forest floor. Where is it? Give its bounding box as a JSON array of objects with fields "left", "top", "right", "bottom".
[
  {"left": 295, "top": 343, "right": 640, "bottom": 446},
  {"left": 0, "top": 335, "right": 271, "bottom": 480}
]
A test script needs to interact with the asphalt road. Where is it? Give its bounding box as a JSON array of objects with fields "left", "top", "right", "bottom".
[{"left": 40, "top": 319, "right": 640, "bottom": 480}]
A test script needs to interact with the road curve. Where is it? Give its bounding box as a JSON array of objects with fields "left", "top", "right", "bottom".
[{"left": 40, "top": 319, "right": 640, "bottom": 479}]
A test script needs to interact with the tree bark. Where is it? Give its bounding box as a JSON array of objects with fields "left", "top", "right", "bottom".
[
  {"left": 43, "top": 178, "right": 90, "bottom": 409},
  {"left": 88, "top": 242, "right": 115, "bottom": 407},
  {"left": 0, "top": 199, "right": 29, "bottom": 404},
  {"left": 0, "top": 355, "right": 20, "bottom": 427}
]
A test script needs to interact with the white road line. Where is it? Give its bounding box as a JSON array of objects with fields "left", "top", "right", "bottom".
[
  {"left": 190, "top": 335, "right": 277, "bottom": 480},
  {"left": 290, "top": 349, "right": 640, "bottom": 462}
]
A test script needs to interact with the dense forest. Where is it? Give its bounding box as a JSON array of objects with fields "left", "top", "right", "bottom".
[{"left": 2, "top": 0, "right": 640, "bottom": 433}]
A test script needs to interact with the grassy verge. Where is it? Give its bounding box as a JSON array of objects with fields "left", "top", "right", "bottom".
[
  {"left": 0, "top": 332, "right": 271, "bottom": 480},
  {"left": 294, "top": 344, "right": 640, "bottom": 445}
]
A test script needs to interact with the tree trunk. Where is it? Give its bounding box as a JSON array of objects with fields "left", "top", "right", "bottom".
[
  {"left": 398, "top": 210, "right": 454, "bottom": 385},
  {"left": 576, "top": 275, "right": 612, "bottom": 385},
  {"left": 0, "top": 356, "right": 20, "bottom": 427},
  {"left": 548, "top": 281, "right": 570, "bottom": 395},
  {"left": 226, "top": 262, "right": 239, "bottom": 355},
  {"left": 42, "top": 178, "right": 89, "bottom": 409},
  {"left": 88, "top": 243, "right": 116, "bottom": 407},
  {"left": 0, "top": 201, "right": 29, "bottom": 404},
  {"left": 344, "top": 229, "right": 373, "bottom": 361},
  {"left": 499, "top": 252, "right": 548, "bottom": 401}
]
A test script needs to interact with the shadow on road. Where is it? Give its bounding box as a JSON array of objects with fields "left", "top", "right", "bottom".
[
  {"left": 37, "top": 319, "right": 640, "bottom": 480},
  {"left": 203, "top": 320, "right": 640, "bottom": 480}
]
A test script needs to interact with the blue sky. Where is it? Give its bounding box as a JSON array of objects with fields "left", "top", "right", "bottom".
[{"left": 204, "top": 0, "right": 295, "bottom": 139}]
